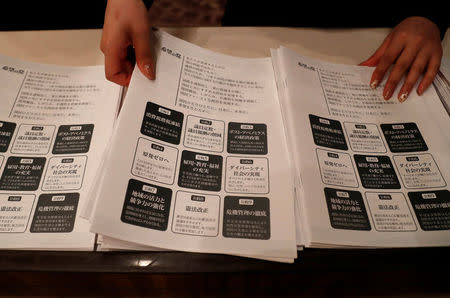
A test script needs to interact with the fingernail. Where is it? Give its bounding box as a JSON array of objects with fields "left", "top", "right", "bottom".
[
  {"left": 399, "top": 92, "right": 408, "bottom": 102},
  {"left": 417, "top": 86, "right": 423, "bottom": 96},
  {"left": 370, "top": 80, "right": 378, "bottom": 89},
  {"left": 145, "top": 64, "right": 155, "bottom": 80},
  {"left": 383, "top": 88, "right": 392, "bottom": 100}
]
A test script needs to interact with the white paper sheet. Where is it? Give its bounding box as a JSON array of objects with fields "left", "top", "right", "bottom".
[{"left": 0, "top": 54, "right": 121, "bottom": 250}]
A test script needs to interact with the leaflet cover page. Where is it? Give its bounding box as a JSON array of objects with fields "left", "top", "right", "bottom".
[
  {"left": 90, "top": 31, "right": 297, "bottom": 262},
  {"left": 275, "top": 47, "right": 450, "bottom": 248}
]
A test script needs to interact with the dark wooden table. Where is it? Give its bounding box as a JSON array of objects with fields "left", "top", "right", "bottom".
[{"left": 1, "top": 247, "right": 450, "bottom": 296}]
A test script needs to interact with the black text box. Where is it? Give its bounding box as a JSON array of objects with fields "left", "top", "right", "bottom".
[
  {"left": 309, "top": 114, "right": 348, "bottom": 150},
  {"left": 30, "top": 193, "right": 79, "bottom": 233},
  {"left": 121, "top": 179, "right": 172, "bottom": 231},
  {"left": 381, "top": 123, "right": 428, "bottom": 153},
  {"left": 227, "top": 122, "right": 268, "bottom": 155},
  {"left": 141, "top": 102, "right": 184, "bottom": 145},
  {"left": 178, "top": 150, "right": 223, "bottom": 191},
  {"left": 325, "top": 187, "right": 371, "bottom": 230},
  {"left": 0, "top": 156, "right": 46, "bottom": 191},
  {"left": 0, "top": 121, "right": 16, "bottom": 153},
  {"left": 408, "top": 190, "right": 450, "bottom": 231},
  {"left": 52, "top": 124, "right": 94, "bottom": 154},
  {"left": 223, "top": 196, "right": 270, "bottom": 239},
  {"left": 354, "top": 155, "right": 401, "bottom": 189}
]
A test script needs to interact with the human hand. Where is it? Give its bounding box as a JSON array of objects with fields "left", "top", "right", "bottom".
[
  {"left": 101, "top": 0, "right": 155, "bottom": 86},
  {"left": 360, "top": 16, "right": 443, "bottom": 102}
]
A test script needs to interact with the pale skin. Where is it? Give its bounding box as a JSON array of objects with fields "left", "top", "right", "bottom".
[{"left": 101, "top": 0, "right": 443, "bottom": 102}]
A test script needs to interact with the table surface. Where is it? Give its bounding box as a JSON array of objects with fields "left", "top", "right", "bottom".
[
  {"left": 0, "top": 28, "right": 450, "bottom": 295},
  {"left": 1, "top": 27, "right": 448, "bottom": 66}
]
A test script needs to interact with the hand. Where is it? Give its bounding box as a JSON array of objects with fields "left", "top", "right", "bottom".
[
  {"left": 360, "top": 16, "right": 443, "bottom": 102},
  {"left": 100, "top": 0, "right": 155, "bottom": 86}
]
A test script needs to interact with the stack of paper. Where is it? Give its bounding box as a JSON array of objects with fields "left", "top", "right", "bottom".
[
  {"left": 85, "top": 31, "right": 298, "bottom": 263},
  {"left": 272, "top": 47, "right": 450, "bottom": 248}
]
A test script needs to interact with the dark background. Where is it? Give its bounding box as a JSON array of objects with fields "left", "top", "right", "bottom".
[
  {"left": 1, "top": 1, "right": 446, "bottom": 40},
  {"left": 1, "top": 1, "right": 108, "bottom": 30},
  {"left": 0, "top": 0, "right": 227, "bottom": 30}
]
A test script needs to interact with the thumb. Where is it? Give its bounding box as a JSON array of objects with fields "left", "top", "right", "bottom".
[{"left": 133, "top": 29, "right": 155, "bottom": 80}]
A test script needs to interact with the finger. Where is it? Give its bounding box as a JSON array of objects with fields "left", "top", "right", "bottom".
[
  {"left": 370, "top": 37, "right": 405, "bottom": 96},
  {"left": 132, "top": 27, "right": 155, "bottom": 80},
  {"left": 359, "top": 34, "right": 392, "bottom": 68},
  {"left": 100, "top": 21, "right": 110, "bottom": 54},
  {"left": 100, "top": 32, "right": 106, "bottom": 53},
  {"left": 417, "top": 52, "right": 442, "bottom": 95},
  {"left": 104, "top": 39, "right": 134, "bottom": 86},
  {"left": 383, "top": 45, "right": 419, "bottom": 100},
  {"left": 397, "top": 53, "right": 428, "bottom": 102}
]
